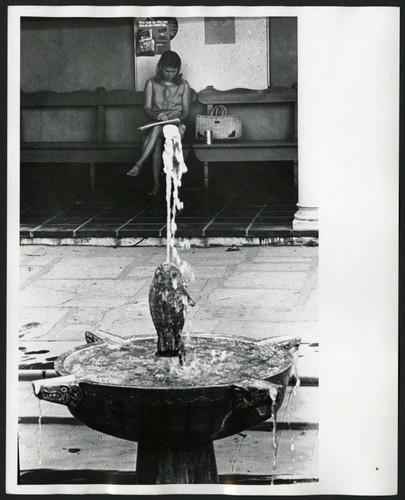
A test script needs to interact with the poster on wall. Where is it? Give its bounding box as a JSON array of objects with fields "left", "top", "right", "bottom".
[
  {"left": 135, "top": 18, "right": 178, "bottom": 56},
  {"left": 204, "top": 17, "right": 236, "bottom": 45}
]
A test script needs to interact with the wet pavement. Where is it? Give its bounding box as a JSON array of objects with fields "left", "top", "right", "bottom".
[{"left": 17, "top": 244, "right": 319, "bottom": 484}]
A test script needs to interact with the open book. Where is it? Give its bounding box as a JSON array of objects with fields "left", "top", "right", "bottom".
[{"left": 138, "top": 118, "right": 181, "bottom": 131}]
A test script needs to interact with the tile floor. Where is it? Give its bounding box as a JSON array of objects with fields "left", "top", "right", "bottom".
[{"left": 20, "top": 161, "right": 315, "bottom": 240}]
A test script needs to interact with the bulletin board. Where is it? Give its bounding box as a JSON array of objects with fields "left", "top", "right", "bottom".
[
  {"left": 204, "top": 17, "right": 236, "bottom": 45},
  {"left": 135, "top": 18, "right": 178, "bottom": 57}
]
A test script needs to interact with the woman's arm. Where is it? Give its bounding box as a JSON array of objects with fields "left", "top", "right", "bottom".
[
  {"left": 178, "top": 81, "right": 191, "bottom": 123},
  {"left": 143, "top": 79, "right": 161, "bottom": 121}
]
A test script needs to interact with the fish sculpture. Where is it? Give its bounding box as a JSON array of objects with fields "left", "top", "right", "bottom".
[
  {"left": 84, "top": 330, "right": 134, "bottom": 349},
  {"left": 32, "top": 375, "right": 83, "bottom": 408},
  {"left": 149, "top": 262, "right": 195, "bottom": 360}
]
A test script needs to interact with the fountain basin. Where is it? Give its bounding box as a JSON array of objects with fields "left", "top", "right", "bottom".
[{"left": 32, "top": 333, "right": 300, "bottom": 484}]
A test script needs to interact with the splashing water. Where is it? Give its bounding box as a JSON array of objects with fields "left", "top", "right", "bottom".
[
  {"left": 270, "top": 354, "right": 301, "bottom": 480},
  {"left": 291, "top": 355, "right": 301, "bottom": 394},
  {"left": 289, "top": 355, "right": 301, "bottom": 458},
  {"left": 182, "top": 297, "right": 194, "bottom": 347},
  {"left": 163, "top": 125, "right": 191, "bottom": 275}
]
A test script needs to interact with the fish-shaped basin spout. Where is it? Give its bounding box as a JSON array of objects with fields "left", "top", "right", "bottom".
[
  {"left": 258, "top": 335, "right": 302, "bottom": 354},
  {"left": 84, "top": 330, "right": 134, "bottom": 348},
  {"left": 231, "top": 379, "right": 283, "bottom": 412},
  {"left": 32, "top": 375, "right": 83, "bottom": 408},
  {"left": 149, "top": 262, "right": 195, "bottom": 358}
]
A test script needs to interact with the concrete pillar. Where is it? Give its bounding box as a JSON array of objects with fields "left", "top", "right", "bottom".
[{"left": 293, "top": 13, "right": 320, "bottom": 231}]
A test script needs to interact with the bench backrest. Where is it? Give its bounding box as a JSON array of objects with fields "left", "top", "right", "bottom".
[
  {"left": 20, "top": 85, "right": 296, "bottom": 144},
  {"left": 21, "top": 87, "right": 199, "bottom": 143},
  {"left": 197, "top": 86, "right": 297, "bottom": 141}
]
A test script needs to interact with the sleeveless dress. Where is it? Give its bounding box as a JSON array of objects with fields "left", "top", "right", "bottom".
[{"left": 149, "top": 77, "right": 188, "bottom": 137}]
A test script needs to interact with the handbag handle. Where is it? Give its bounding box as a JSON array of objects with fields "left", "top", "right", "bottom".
[{"left": 211, "top": 105, "right": 227, "bottom": 117}]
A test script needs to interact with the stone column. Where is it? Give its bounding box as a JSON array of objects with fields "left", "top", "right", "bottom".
[{"left": 292, "top": 13, "right": 320, "bottom": 231}]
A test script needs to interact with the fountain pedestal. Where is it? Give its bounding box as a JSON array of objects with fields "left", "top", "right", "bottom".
[{"left": 136, "top": 440, "right": 218, "bottom": 484}]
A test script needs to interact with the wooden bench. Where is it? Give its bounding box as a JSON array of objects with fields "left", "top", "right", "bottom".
[
  {"left": 193, "top": 86, "right": 298, "bottom": 187},
  {"left": 20, "top": 87, "right": 197, "bottom": 188}
]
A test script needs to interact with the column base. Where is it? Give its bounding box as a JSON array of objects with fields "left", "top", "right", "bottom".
[{"left": 293, "top": 206, "right": 319, "bottom": 231}]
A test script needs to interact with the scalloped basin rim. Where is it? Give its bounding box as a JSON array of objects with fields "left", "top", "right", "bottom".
[{"left": 54, "top": 333, "right": 295, "bottom": 390}]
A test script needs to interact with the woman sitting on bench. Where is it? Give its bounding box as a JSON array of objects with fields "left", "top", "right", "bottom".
[{"left": 127, "top": 50, "right": 191, "bottom": 196}]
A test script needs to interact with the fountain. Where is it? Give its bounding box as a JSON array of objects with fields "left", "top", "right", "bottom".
[{"left": 31, "top": 126, "right": 301, "bottom": 484}]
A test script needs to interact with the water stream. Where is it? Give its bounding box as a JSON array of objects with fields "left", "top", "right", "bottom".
[
  {"left": 289, "top": 356, "right": 301, "bottom": 458},
  {"left": 270, "top": 355, "right": 301, "bottom": 481},
  {"left": 36, "top": 398, "right": 43, "bottom": 466},
  {"left": 163, "top": 125, "right": 191, "bottom": 275},
  {"left": 270, "top": 405, "right": 278, "bottom": 483}
]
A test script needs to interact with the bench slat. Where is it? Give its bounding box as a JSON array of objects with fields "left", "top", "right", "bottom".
[
  {"left": 21, "top": 88, "right": 145, "bottom": 107},
  {"left": 193, "top": 140, "right": 297, "bottom": 163},
  {"left": 21, "top": 141, "right": 193, "bottom": 149},
  {"left": 193, "top": 139, "right": 297, "bottom": 148},
  {"left": 21, "top": 142, "right": 192, "bottom": 163},
  {"left": 21, "top": 87, "right": 196, "bottom": 107},
  {"left": 198, "top": 86, "right": 297, "bottom": 105}
]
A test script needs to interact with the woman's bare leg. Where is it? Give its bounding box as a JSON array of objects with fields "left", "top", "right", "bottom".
[
  {"left": 127, "top": 126, "right": 162, "bottom": 176},
  {"left": 148, "top": 137, "right": 163, "bottom": 195}
]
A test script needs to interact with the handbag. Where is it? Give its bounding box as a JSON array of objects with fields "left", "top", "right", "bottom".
[{"left": 195, "top": 105, "right": 242, "bottom": 140}]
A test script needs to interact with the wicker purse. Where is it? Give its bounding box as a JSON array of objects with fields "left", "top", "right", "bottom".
[{"left": 195, "top": 105, "right": 242, "bottom": 140}]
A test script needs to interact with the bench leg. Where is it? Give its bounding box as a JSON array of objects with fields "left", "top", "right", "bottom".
[
  {"left": 204, "top": 161, "right": 209, "bottom": 188},
  {"left": 294, "top": 160, "right": 298, "bottom": 188},
  {"left": 90, "top": 162, "right": 96, "bottom": 190}
]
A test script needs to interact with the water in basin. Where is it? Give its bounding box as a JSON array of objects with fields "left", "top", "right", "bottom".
[{"left": 63, "top": 336, "right": 292, "bottom": 388}]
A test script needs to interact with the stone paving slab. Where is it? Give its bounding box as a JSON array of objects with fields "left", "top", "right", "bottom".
[
  {"left": 142, "top": 247, "right": 253, "bottom": 267},
  {"left": 194, "top": 304, "right": 289, "bottom": 323},
  {"left": 20, "top": 266, "right": 48, "bottom": 287},
  {"left": 206, "top": 288, "right": 300, "bottom": 310},
  {"left": 21, "top": 279, "right": 147, "bottom": 309},
  {"left": 223, "top": 271, "right": 308, "bottom": 290},
  {"left": 216, "top": 320, "right": 290, "bottom": 340},
  {"left": 216, "top": 320, "right": 317, "bottom": 343},
  {"left": 281, "top": 306, "right": 318, "bottom": 323},
  {"left": 230, "top": 261, "right": 313, "bottom": 272},
  {"left": 19, "top": 309, "right": 70, "bottom": 341},
  {"left": 218, "top": 428, "right": 317, "bottom": 477},
  {"left": 41, "top": 256, "right": 136, "bottom": 280},
  {"left": 254, "top": 247, "right": 317, "bottom": 259}
]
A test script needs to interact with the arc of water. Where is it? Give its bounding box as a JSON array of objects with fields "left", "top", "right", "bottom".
[
  {"left": 270, "top": 361, "right": 301, "bottom": 480},
  {"left": 162, "top": 125, "right": 188, "bottom": 264}
]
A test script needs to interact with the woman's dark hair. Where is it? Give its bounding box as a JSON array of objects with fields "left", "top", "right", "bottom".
[{"left": 155, "top": 50, "right": 182, "bottom": 84}]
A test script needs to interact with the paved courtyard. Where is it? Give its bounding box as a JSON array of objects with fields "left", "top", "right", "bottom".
[{"left": 17, "top": 244, "right": 318, "bottom": 485}]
